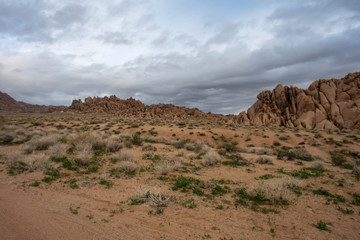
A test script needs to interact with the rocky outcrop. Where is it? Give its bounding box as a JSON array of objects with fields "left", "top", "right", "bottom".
[
  {"left": 68, "top": 95, "right": 229, "bottom": 121},
  {"left": 236, "top": 72, "right": 360, "bottom": 130},
  {"left": 0, "top": 92, "right": 65, "bottom": 113}
]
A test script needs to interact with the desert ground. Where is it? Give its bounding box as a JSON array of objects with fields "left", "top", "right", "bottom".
[{"left": 0, "top": 112, "right": 359, "bottom": 240}]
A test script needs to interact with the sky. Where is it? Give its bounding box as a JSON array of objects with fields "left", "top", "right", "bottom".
[{"left": 0, "top": 0, "right": 359, "bottom": 114}]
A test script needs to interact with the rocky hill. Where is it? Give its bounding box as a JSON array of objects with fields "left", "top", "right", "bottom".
[
  {"left": 69, "top": 96, "right": 229, "bottom": 121},
  {"left": 236, "top": 72, "right": 360, "bottom": 130},
  {"left": 0, "top": 92, "right": 65, "bottom": 113}
]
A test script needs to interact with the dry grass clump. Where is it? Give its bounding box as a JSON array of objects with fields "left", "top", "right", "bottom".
[
  {"left": 149, "top": 193, "right": 175, "bottom": 208},
  {"left": 185, "top": 140, "right": 211, "bottom": 153},
  {"left": 21, "top": 134, "right": 62, "bottom": 154},
  {"left": 256, "top": 156, "right": 274, "bottom": 165},
  {"left": 67, "top": 132, "right": 106, "bottom": 151},
  {"left": 26, "top": 154, "right": 50, "bottom": 171},
  {"left": 73, "top": 143, "right": 94, "bottom": 166},
  {"left": 154, "top": 159, "right": 183, "bottom": 175},
  {"left": 106, "top": 135, "right": 123, "bottom": 152},
  {"left": 249, "top": 177, "right": 302, "bottom": 204},
  {"left": 7, "top": 152, "right": 49, "bottom": 175},
  {"left": 48, "top": 143, "right": 67, "bottom": 159},
  {"left": 201, "top": 149, "right": 221, "bottom": 166},
  {"left": 112, "top": 149, "right": 134, "bottom": 163},
  {"left": 117, "top": 161, "right": 137, "bottom": 173},
  {"left": 135, "top": 187, "right": 175, "bottom": 208}
]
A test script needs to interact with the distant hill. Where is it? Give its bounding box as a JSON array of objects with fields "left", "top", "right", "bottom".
[
  {"left": 0, "top": 91, "right": 65, "bottom": 113},
  {"left": 68, "top": 96, "right": 231, "bottom": 122}
]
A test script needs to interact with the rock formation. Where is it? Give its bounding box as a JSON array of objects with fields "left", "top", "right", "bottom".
[
  {"left": 236, "top": 72, "right": 360, "bottom": 130},
  {"left": 68, "top": 96, "right": 228, "bottom": 121},
  {"left": 0, "top": 91, "right": 65, "bottom": 113}
]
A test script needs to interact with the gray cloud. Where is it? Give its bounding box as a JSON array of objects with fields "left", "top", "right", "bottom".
[
  {"left": 0, "top": 1, "right": 88, "bottom": 42},
  {"left": 99, "top": 32, "right": 132, "bottom": 45},
  {"left": 0, "top": 0, "right": 360, "bottom": 114}
]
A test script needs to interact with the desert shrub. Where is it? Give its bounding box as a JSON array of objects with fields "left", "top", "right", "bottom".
[
  {"left": 184, "top": 142, "right": 195, "bottom": 151},
  {"left": 0, "top": 130, "right": 14, "bottom": 143},
  {"left": 256, "top": 156, "right": 274, "bottom": 165},
  {"left": 149, "top": 193, "right": 174, "bottom": 208},
  {"left": 22, "top": 134, "right": 61, "bottom": 153},
  {"left": 201, "top": 149, "right": 221, "bottom": 166},
  {"left": 311, "top": 161, "right": 324, "bottom": 169},
  {"left": 142, "top": 145, "right": 157, "bottom": 151},
  {"left": 218, "top": 135, "right": 238, "bottom": 153},
  {"left": 171, "top": 140, "right": 187, "bottom": 149},
  {"left": 146, "top": 136, "right": 169, "bottom": 144},
  {"left": 67, "top": 132, "right": 106, "bottom": 152},
  {"left": 313, "top": 220, "right": 331, "bottom": 231},
  {"left": 293, "top": 149, "right": 313, "bottom": 161},
  {"left": 177, "top": 149, "right": 185, "bottom": 156},
  {"left": 277, "top": 149, "right": 313, "bottom": 161},
  {"left": 117, "top": 161, "right": 137, "bottom": 174},
  {"left": 7, "top": 152, "right": 29, "bottom": 175},
  {"left": 187, "top": 153, "right": 197, "bottom": 160},
  {"left": 330, "top": 151, "right": 346, "bottom": 166},
  {"left": 130, "top": 189, "right": 174, "bottom": 208},
  {"left": 246, "top": 147, "right": 273, "bottom": 156},
  {"left": 249, "top": 177, "right": 302, "bottom": 204},
  {"left": 106, "top": 136, "right": 123, "bottom": 152},
  {"left": 131, "top": 133, "right": 143, "bottom": 146},
  {"left": 26, "top": 154, "right": 50, "bottom": 171},
  {"left": 352, "top": 166, "right": 360, "bottom": 176},
  {"left": 111, "top": 149, "right": 134, "bottom": 163},
  {"left": 7, "top": 152, "right": 49, "bottom": 175},
  {"left": 154, "top": 159, "right": 182, "bottom": 175},
  {"left": 48, "top": 143, "right": 67, "bottom": 160},
  {"left": 73, "top": 143, "right": 94, "bottom": 166}
]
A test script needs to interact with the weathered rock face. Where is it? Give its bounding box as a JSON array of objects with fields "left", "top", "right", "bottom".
[
  {"left": 0, "top": 92, "right": 65, "bottom": 113},
  {"left": 68, "top": 95, "right": 230, "bottom": 121},
  {"left": 236, "top": 72, "right": 360, "bottom": 130}
]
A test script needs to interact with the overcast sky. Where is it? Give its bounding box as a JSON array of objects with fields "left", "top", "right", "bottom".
[{"left": 0, "top": 0, "right": 359, "bottom": 114}]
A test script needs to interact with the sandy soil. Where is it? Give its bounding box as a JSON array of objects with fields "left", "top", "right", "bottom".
[{"left": 0, "top": 113, "right": 360, "bottom": 240}]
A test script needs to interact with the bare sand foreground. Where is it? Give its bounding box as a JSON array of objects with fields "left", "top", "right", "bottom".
[{"left": 0, "top": 113, "right": 360, "bottom": 240}]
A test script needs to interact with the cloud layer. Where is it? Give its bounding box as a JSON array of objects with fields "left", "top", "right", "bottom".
[{"left": 1, "top": 0, "right": 359, "bottom": 114}]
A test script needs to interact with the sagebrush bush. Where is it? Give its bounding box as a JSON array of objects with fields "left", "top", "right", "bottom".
[
  {"left": 67, "top": 132, "right": 106, "bottom": 151},
  {"left": 246, "top": 147, "right": 273, "bottom": 156},
  {"left": 311, "top": 161, "right": 324, "bottom": 169},
  {"left": 73, "top": 143, "right": 94, "bottom": 166},
  {"left": 22, "top": 134, "right": 61, "bottom": 154},
  {"left": 249, "top": 177, "right": 302, "bottom": 204},
  {"left": 118, "top": 161, "right": 137, "bottom": 173},
  {"left": 112, "top": 149, "right": 134, "bottom": 163},
  {"left": 187, "top": 153, "right": 197, "bottom": 160},
  {"left": 352, "top": 165, "right": 360, "bottom": 176},
  {"left": 147, "top": 136, "right": 169, "bottom": 144},
  {"left": 256, "top": 156, "right": 274, "bottom": 165},
  {"left": 106, "top": 135, "right": 123, "bottom": 152},
  {"left": 330, "top": 151, "right": 346, "bottom": 166},
  {"left": 154, "top": 159, "right": 182, "bottom": 175},
  {"left": 7, "top": 152, "right": 49, "bottom": 174},
  {"left": 48, "top": 143, "right": 67, "bottom": 159},
  {"left": 201, "top": 149, "right": 221, "bottom": 166}
]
